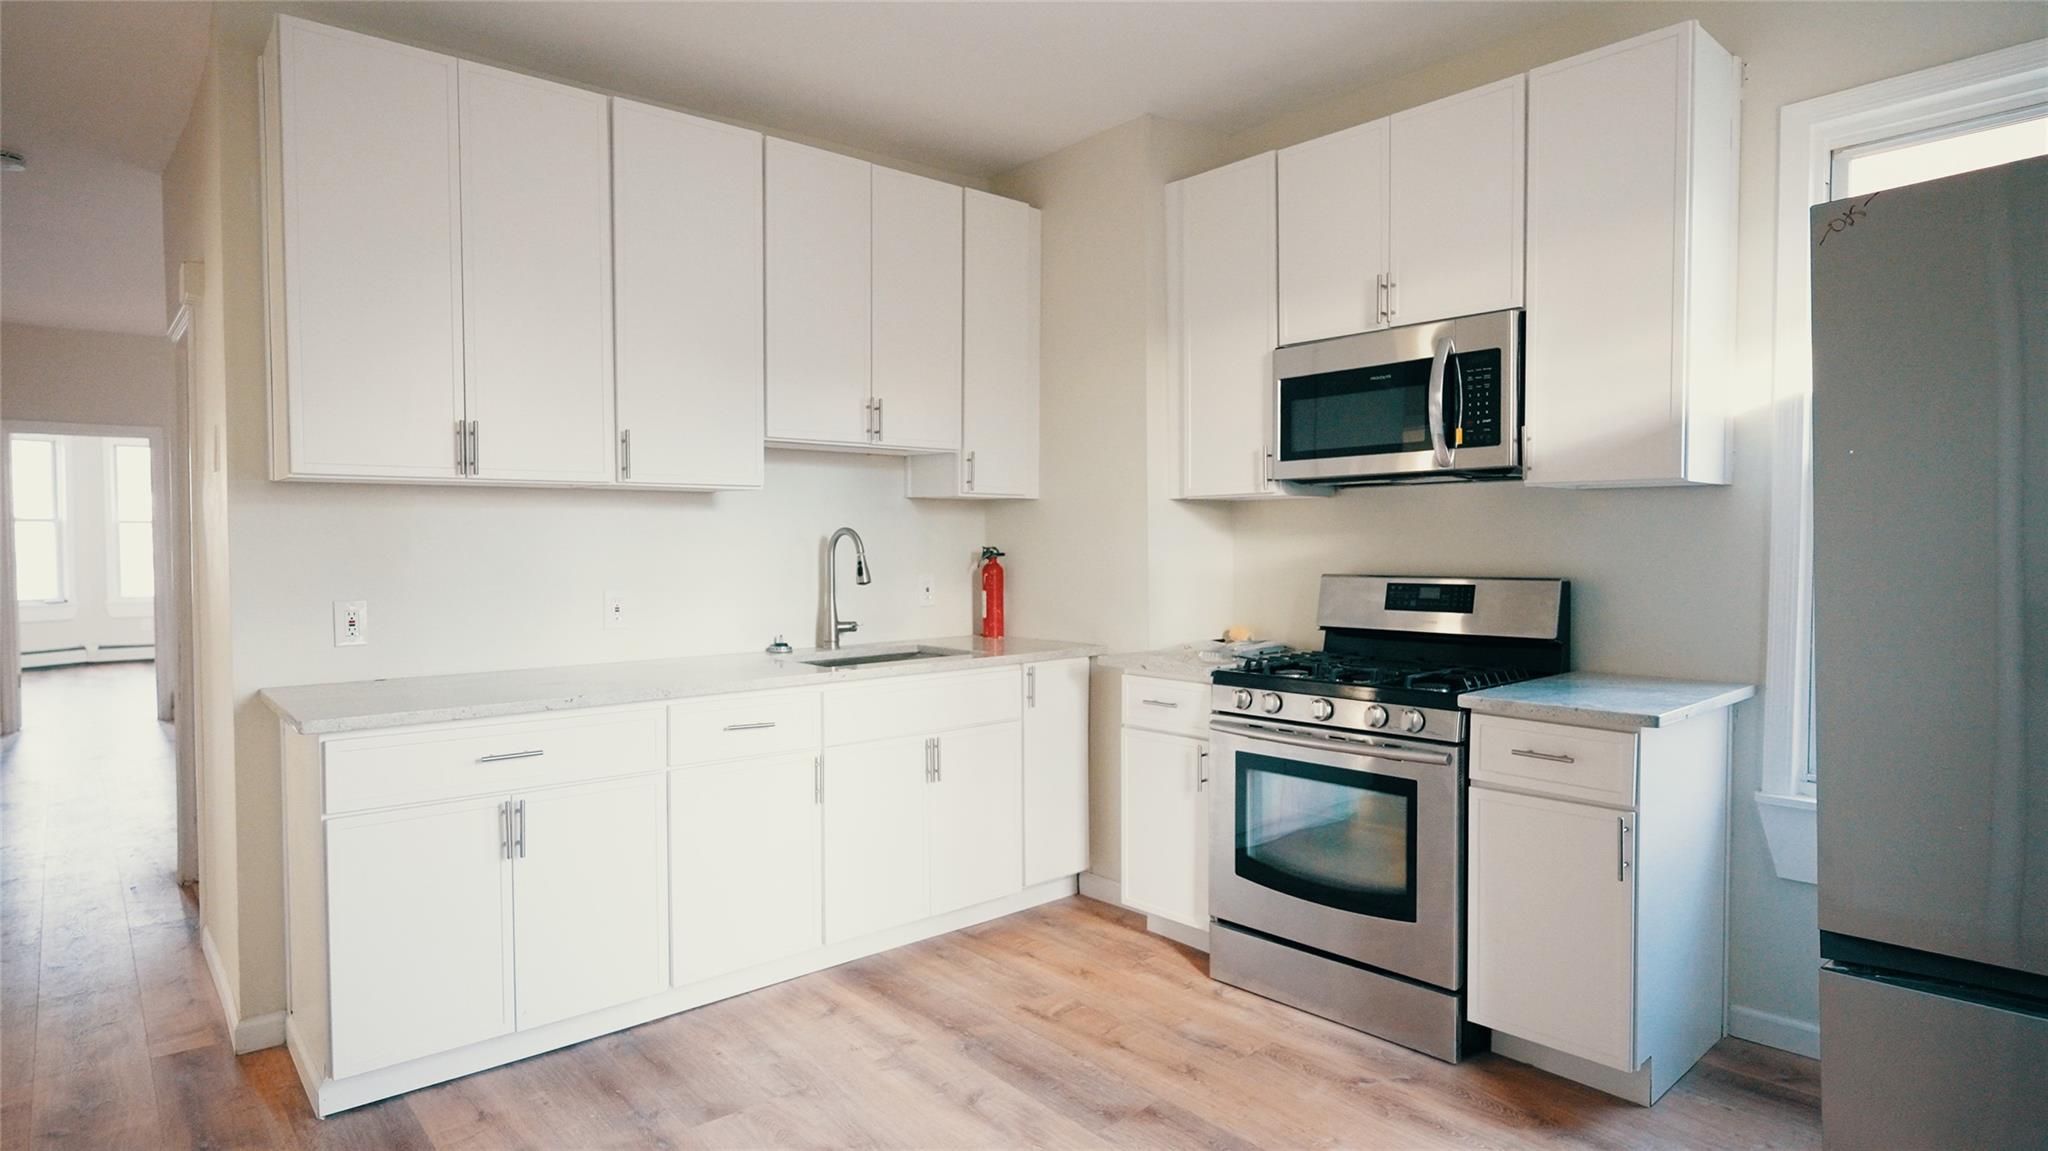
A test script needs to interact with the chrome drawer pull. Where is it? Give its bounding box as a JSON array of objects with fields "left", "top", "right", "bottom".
[
  {"left": 1509, "top": 748, "right": 1576, "bottom": 764},
  {"left": 722, "top": 721, "right": 777, "bottom": 732},
  {"left": 478, "top": 749, "right": 544, "bottom": 764},
  {"left": 1141, "top": 699, "right": 1180, "bottom": 709}
]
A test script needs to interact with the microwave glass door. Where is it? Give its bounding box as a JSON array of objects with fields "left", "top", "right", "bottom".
[
  {"left": 1279, "top": 357, "right": 1439, "bottom": 461},
  {"left": 1235, "top": 751, "right": 1418, "bottom": 922}
]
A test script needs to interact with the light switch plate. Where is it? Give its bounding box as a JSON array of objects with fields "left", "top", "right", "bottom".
[{"left": 333, "top": 600, "right": 367, "bottom": 646}]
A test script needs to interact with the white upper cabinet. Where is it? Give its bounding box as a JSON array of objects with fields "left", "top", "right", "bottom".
[
  {"left": 1278, "top": 118, "right": 1391, "bottom": 345},
  {"left": 1171, "top": 151, "right": 1282, "bottom": 500},
  {"left": 1524, "top": 22, "right": 1738, "bottom": 488},
  {"left": 871, "top": 168, "right": 963, "bottom": 451},
  {"left": 1387, "top": 75, "right": 1526, "bottom": 327},
  {"left": 765, "top": 139, "right": 873, "bottom": 446},
  {"left": 611, "top": 100, "right": 765, "bottom": 490},
  {"left": 458, "top": 62, "right": 615, "bottom": 484},
  {"left": 265, "top": 18, "right": 466, "bottom": 480}
]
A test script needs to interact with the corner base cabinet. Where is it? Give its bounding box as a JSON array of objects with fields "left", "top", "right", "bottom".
[
  {"left": 1466, "top": 708, "right": 1731, "bottom": 1105},
  {"left": 278, "top": 654, "right": 1089, "bottom": 1116}
]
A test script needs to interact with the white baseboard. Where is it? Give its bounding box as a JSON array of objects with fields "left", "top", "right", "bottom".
[
  {"left": 1076, "top": 871, "right": 1120, "bottom": 905},
  {"left": 1728, "top": 1004, "right": 1822, "bottom": 1059},
  {"left": 202, "top": 924, "right": 288, "bottom": 1054}
]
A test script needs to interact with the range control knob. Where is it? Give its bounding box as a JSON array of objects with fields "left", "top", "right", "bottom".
[
  {"left": 1233, "top": 688, "right": 1254, "bottom": 711},
  {"left": 1402, "top": 709, "right": 1427, "bottom": 733},
  {"left": 1308, "top": 698, "right": 1335, "bottom": 722},
  {"left": 1261, "top": 692, "right": 1285, "bottom": 714},
  {"left": 1365, "top": 704, "right": 1389, "bottom": 729}
]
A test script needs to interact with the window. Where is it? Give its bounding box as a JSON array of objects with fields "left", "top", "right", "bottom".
[
  {"left": 109, "top": 440, "right": 154, "bottom": 601},
  {"left": 1831, "top": 106, "right": 2048, "bottom": 197},
  {"left": 11, "top": 436, "right": 65, "bottom": 603}
]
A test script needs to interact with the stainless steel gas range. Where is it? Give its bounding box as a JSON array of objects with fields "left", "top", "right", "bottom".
[{"left": 1206, "top": 574, "right": 1570, "bottom": 1062}]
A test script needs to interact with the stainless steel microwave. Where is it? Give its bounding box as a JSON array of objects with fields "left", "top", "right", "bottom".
[{"left": 1271, "top": 309, "right": 1522, "bottom": 485}]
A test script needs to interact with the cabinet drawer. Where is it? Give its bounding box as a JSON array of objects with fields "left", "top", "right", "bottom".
[
  {"left": 1121, "top": 675, "right": 1209, "bottom": 738},
  {"left": 1471, "top": 715, "right": 1637, "bottom": 808},
  {"left": 324, "top": 709, "right": 664, "bottom": 814},
  {"left": 824, "top": 666, "right": 1021, "bottom": 746},
  {"left": 668, "top": 690, "right": 821, "bottom": 766}
]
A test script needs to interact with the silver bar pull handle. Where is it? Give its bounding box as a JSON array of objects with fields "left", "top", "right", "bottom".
[
  {"left": 1141, "top": 698, "right": 1180, "bottom": 709},
  {"left": 499, "top": 801, "right": 510, "bottom": 859},
  {"left": 620, "top": 429, "right": 631, "bottom": 479},
  {"left": 515, "top": 799, "right": 527, "bottom": 859},
  {"left": 933, "top": 737, "right": 941, "bottom": 783},
  {"left": 814, "top": 754, "right": 823, "bottom": 805},
  {"left": 722, "top": 721, "right": 776, "bottom": 732},
  {"left": 964, "top": 450, "right": 976, "bottom": 491},
  {"left": 1385, "top": 277, "right": 1397, "bottom": 320},
  {"left": 1375, "top": 273, "right": 1387, "bottom": 324},
  {"left": 1510, "top": 748, "right": 1576, "bottom": 764},
  {"left": 1026, "top": 666, "right": 1036, "bottom": 707},
  {"left": 456, "top": 418, "right": 468, "bottom": 475},
  {"left": 874, "top": 397, "right": 883, "bottom": 440},
  {"left": 924, "top": 738, "right": 934, "bottom": 782},
  {"left": 1196, "top": 746, "right": 1209, "bottom": 792},
  {"left": 1617, "top": 816, "right": 1631, "bottom": 882},
  {"left": 468, "top": 420, "right": 480, "bottom": 475},
  {"left": 478, "top": 749, "right": 544, "bottom": 764}
]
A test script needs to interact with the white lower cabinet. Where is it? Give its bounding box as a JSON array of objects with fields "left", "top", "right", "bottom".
[
  {"left": 327, "top": 796, "right": 514, "bottom": 1079},
  {"left": 1468, "top": 788, "right": 1636, "bottom": 1070},
  {"left": 1118, "top": 727, "right": 1209, "bottom": 931},
  {"left": 510, "top": 775, "right": 669, "bottom": 1030},
  {"left": 928, "top": 722, "right": 1025, "bottom": 915},
  {"left": 822, "top": 734, "right": 933, "bottom": 942},
  {"left": 669, "top": 752, "right": 822, "bottom": 985},
  {"left": 1022, "top": 658, "right": 1089, "bottom": 884}
]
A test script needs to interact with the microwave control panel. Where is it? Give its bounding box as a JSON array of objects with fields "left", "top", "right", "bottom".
[{"left": 1455, "top": 349, "right": 1503, "bottom": 449}]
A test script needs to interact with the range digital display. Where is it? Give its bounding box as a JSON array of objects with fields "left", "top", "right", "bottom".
[{"left": 1384, "top": 582, "right": 1475, "bottom": 614}]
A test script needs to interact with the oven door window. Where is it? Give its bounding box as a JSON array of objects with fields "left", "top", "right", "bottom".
[
  {"left": 1279, "top": 357, "right": 1441, "bottom": 461},
  {"left": 1235, "top": 752, "right": 1418, "bottom": 922}
]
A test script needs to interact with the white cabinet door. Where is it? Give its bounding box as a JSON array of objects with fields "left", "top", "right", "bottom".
[
  {"left": 1119, "top": 728, "right": 1208, "bottom": 930},
  {"left": 1022, "top": 659, "right": 1088, "bottom": 884},
  {"left": 765, "top": 139, "right": 872, "bottom": 446},
  {"left": 510, "top": 775, "right": 668, "bottom": 1030},
  {"left": 1387, "top": 76, "right": 1525, "bottom": 326},
  {"left": 326, "top": 796, "right": 512, "bottom": 1078},
  {"left": 458, "top": 62, "right": 614, "bottom": 484},
  {"left": 669, "top": 753, "right": 822, "bottom": 985},
  {"left": 871, "top": 168, "right": 962, "bottom": 451},
  {"left": 927, "top": 722, "right": 1024, "bottom": 915},
  {"left": 823, "top": 736, "right": 930, "bottom": 942},
  {"left": 1524, "top": 22, "right": 1737, "bottom": 488},
  {"left": 1173, "top": 152, "right": 1279, "bottom": 499},
  {"left": 961, "top": 189, "right": 1040, "bottom": 496},
  {"left": 1278, "top": 119, "right": 1390, "bottom": 345},
  {"left": 611, "top": 99, "right": 764, "bottom": 490},
  {"left": 272, "top": 18, "right": 465, "bottom": 480},
  {"left": 1468, "top": 787, "right": 1637, "bottom": 1071}
]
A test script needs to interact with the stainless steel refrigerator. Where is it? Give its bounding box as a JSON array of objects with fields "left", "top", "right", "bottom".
[{"left": 1812, "top": 155, "right": 2048, "bottom": 1148}]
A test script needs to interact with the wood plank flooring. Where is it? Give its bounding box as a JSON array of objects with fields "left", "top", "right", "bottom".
[{"left": 2, "top": 663, "right": 1821, "bottom": 1149}]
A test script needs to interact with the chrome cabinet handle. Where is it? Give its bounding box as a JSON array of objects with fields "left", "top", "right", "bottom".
[
  {"left": 620, "top": 429, "right": 632, "bottom": 479},
  {"left": 1196, "top": 746, "right": 1209, "bottom": 792},
  {"left": 1385, "top": 277, "right": 1398, "bottom": 319},
  {"left": 1026, "top": 666, "right": 1036, "bottom": 707},
  {"left": 1375, "top": 273, "right": 1387, "bottom": 324},
  {"left": 1427, "top": 335, "right": 1455, "bottom": 469},
  {"left": 722, "top": 721, "right": 776, "bottom": 732},
  {"left": 965, "top": 450, "right": 976, "bottom": 490},
  {"left": 499, "top": 801, "right": 510, "bottom": 859},
  {"left": 468, "top": 420, "right": 480, "bottom": 475},
  {"left": 478, "top": 749, "right": 544, "bottom": 763},
  {"left": 1510, "top": 748, "right": 1576, "bottom": 764},
  {"left": 934, "top": 737, "right": 941, "bottom": 782},
  {"left": 456, "top": 418, "right": 468, "bottom": 475},
  {"left": 874, "top": 397, "right": 884, "bottom": 440},
  {"left": 515, "top": 799, "right": 527, "bottom": 858},
  {"left": 1141, "top": 698, "right": 1180, "bottom": 709},
  {"left": 814, "top": 754, "right": 823, "bottom": 804},
  {"left": 1617, "top": 816, "right": 1631, "bottom": 882},
  {"left": 924, "top": 737, "right": 934, "bottom": 782}
]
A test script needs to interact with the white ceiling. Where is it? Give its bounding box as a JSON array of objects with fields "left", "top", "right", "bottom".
[
  {"left": 1, "top": 1, "right": 211, "bottom": 335},
  {"left": 313, "top": 1, "right": 1588, "bottom": 178}
]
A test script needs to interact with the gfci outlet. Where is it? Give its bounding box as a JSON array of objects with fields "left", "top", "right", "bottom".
[
  {"left": 604, "top": 591, "right": 627, "bottom": 629},
  {"left": 333, "top": 600, "right": 367, "bottom": 646},
  {"left": 918, "top": 573, "right": 935, "bottom": 606}
]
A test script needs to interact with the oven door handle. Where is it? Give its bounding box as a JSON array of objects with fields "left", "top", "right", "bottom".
[
  {"left": 1210, "top": 719, "right": 1453, "bottom": 767},
  {"left": 1427, "top": 334, "right": 1456, "bottom": 469}
]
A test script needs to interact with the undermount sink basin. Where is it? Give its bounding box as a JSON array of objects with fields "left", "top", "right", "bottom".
[{"left": 796, "top": 645, "right": 970, "bottom": 669}]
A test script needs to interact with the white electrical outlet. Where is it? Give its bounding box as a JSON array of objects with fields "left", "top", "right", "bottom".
[
  {"left": 604, "top": 591, "right": 627, "bottom": 629},
  {"left": 333, "top": 600, "right": 367, "bottom": 646},
  {"left": 918, "top": 573, "right": 935, "bottom": 606}
]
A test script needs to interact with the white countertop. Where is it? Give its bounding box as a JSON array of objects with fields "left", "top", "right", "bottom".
[
  {"left": 1093, "top": 642, "right": 1246, "bottom": 684},
  {"left": 1460, "top": 672, "right": 1755, "bottom": 732},
  {"left": 261, "top": 635, "right": 1103, "bottom": 735}
]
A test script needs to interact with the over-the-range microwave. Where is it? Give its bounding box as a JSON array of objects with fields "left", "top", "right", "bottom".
[{"left": 1271, "top": 308, "right": 1522, "bottom": 486}]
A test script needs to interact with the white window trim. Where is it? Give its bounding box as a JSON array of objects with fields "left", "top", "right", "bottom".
[
  {"left": 1759, "top": 38, "right": 2048, "bottom": 881},
  {"left": 11, "top": 433, "right": 74, "bottom": 624},
  {"left": 104, "top": 438, "right": 155, "bottom": 618}
]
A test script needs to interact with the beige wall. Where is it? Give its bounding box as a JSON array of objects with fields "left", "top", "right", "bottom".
[{"left": 1, "top": 322, "right": 174, "bottom": 430}]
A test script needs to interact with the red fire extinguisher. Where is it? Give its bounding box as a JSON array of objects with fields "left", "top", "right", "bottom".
[{"left": 978, "top": 546, "right": 1006, "bottom": 639}]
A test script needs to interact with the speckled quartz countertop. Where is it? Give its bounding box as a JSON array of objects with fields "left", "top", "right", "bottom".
[
  {"left": 261, "top": 635, "right": 1103, "bottom": 735},
  {"left": 1460, "top": 672, "right": 1755, "bottom": 732},
  {"left": 1093, "top": 643, "right": 1245, "bottom": 685}
]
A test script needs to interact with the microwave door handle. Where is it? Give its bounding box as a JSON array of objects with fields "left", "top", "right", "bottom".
[{"left": 1427, "top": 335, "right": 1455, "bottom": 469}]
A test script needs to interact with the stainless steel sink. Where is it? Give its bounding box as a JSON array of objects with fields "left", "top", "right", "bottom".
[{"left": 795, "top": 644, "right": 969, "bottom": 669}]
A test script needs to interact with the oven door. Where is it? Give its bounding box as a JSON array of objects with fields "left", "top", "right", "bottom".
[
  {"left": 1271, "top": 309, "right": 1520, "bottom": 483},
  {"left": 1209, "top": 719, "right": 1463, "bottom": 991}
]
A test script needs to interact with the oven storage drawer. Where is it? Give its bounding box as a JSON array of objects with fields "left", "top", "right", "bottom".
[
  {"left": 1120, "top": 675, "right": 1209, "bottom": 737},
  {"left": 668, "top": 689, "right": 821, "bottom": 766},
  {"left": 1471, "top": 715, "right": 1637, "bottom": 808}
]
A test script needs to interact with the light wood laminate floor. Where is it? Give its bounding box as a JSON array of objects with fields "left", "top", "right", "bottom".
[{"left": 2, "top": 664, "right": 1821, "bottom": 1149}]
